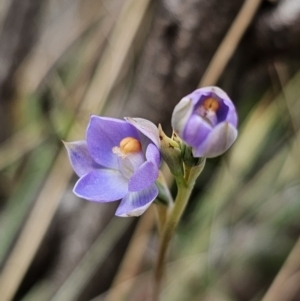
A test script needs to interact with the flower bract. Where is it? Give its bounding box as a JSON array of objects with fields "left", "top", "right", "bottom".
[
  {"left": 171, "top": 86, "right": 238, "bottom": 158},
  {"left": 64, "top": 116, "right": 161, "bottom": 217}
]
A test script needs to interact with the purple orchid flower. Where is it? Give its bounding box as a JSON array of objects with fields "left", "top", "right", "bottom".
[
  {"left": 64, "top": 116, "right": 161, "bottom": 217},
  {"left": 171, "top": 86, "right": 238, "bottom": 158}
]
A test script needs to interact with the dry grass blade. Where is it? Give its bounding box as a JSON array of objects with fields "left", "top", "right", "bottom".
[
  {"left": 103, "top": 209, "right": 155, "bottom": 301},
  {"left": 199, "top": 0, "right": 263, "bottom": 87},
  {"left": 80, "top": 0, "right": 152, "bottom": 116},
  {"left": 0, "top": 142, "right": 57, "bottom": 265},
  {"left": 0, "top": 0, "right": 151, "bottom": 300},
  {"left": 50, "top": 218, "right": 131, "bottom": 301},
  {"left": 261, "top": 237, "right": 300, "bottom": 301},
  {"left": 0, "top": 0, "right": 11, "bottom": 32},
  {"left": 15, "top": 0, "right": 119, "bottom": 96},
  {"left": 0, "top": 150, "right": 74, "bottom": 301},
  {"left": 0, "top": 124, "right": 45, "bottom": 170}
]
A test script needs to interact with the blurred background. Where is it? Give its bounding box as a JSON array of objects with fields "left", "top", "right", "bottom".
[{"left": 0, "top": 0, "right": 300, "bottom": 300}]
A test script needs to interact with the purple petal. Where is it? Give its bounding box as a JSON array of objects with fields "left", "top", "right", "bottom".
[
  {"left": 183, "top": 114, "right": 211, "bottom": 149},
  {"left": 64, "top": 141, "right": 99, "bottom": 177},
  {"left": 187, "top": 87, "right": 213, "bottom": 107},
  {"left": 146, "top": 143, "right": 161, "bottom": 167},
  {"left": 128, "top": 160, "right": 159, "bottom": 192},
  {"left": 211, "top": 87, "right": 237, "bottom": 126},
  {"left": 186, "top": 86, "right": 238, "bottom": 127},
  {"left": 193, "top": 122, "right": 238, "bottom": 158},
  {"left": 224, "top": 101, "right": 238, "bottom": 127},
  {"left": 195, "top": 86, "right": 228, "bottom": 102},
  {"left": 115, "top": 184, "right": 158, "bottom": 217},
  {"left": 87, "top": 116, "right": 140, "bottom": 169},
  {"left": 125, "top": 117, "right": 160, "bottom": 148},
  {"left": 74, "top": 169, "right": 128, "bottom": 202},
  {"left": 216, "top": 100, "right": 229, "bottom": 123}
]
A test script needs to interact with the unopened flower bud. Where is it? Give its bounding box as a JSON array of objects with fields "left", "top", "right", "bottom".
[
  {"left": 171, "top": 86, "right": 238, "bottom": 158},
  {"left": 158, "top": 124, "right": 184, "bottom": 178}
]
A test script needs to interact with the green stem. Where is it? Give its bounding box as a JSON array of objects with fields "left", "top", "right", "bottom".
[{"left": 153, "top": 177, "right": 195, "bottom": 301}]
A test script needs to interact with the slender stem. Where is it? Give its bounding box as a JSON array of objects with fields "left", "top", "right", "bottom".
[
  {"left": 154, "top": 203, "right": 168, "bottom": 236},
  {"left": 153, "top": 177, "right": 194, "bottom": 301},
  {"left": 156, "top": 171, "right": 174, "bottom": 207}
]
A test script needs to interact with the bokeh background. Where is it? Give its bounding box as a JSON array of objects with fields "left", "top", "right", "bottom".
[{"left": 1, "top": 0, "right": 300, "bottom": 300}]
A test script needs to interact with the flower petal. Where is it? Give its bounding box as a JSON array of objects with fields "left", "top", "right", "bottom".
[
  {"left": 210, "top": 87, "right": 237, "bottom": 126},
  {"left": 117, "top": 156, "right": 134, "bottom": 179},
  {"left": 193, "top": 122, "right": 238, "bottom": 158},
  {"left": 125, "top": 117, "right": 160, "bottom": 148},
  {"left": 125, "top": 151, "right": 145, "bottom": 171},
  {"left": 215, "top": 100, "right": 229, "bottom": 123},
  {"left": 145, "top": 143, "right": 161, "bottom": 167},
  {"left": 128, "top": 160, "right": 159, "bottom": 192},
  {"left": 115, "top": 184, "right": 158, "bottom": 217},
  {"left": 225, "top": 103, "right": 238, "bottom": 127},
  {"left": 87, "top": 116, "right": 140, "bottom": 169},
  {"left": 183, "top": 114, "right": 211, "bottom": 149},
  {"left": 74, "top": 169, "right": 128, "bottom": 202},
  {"left": 187, "top": 86, "right": 238, "bottom": 127},
  {"left": 171, "top": 97, "right": 193, "bottom": 137},
  {"left": 118, "top": 151, "right": 144, "bottom": 179},
  {"left": 64, "top": 140, "right": 99, "bottom": 177},
  {"left": 194, "top": 86, "right": 228, "bottom": 104}
]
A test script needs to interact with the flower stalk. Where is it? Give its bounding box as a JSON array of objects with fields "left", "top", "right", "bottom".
[{"left": 153, "top": 160, "right": 205, "bottom": 301}]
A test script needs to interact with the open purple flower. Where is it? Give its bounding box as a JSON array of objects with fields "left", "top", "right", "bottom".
[
  {"left": 171, "top": 86, "right": 238, "bottom": 158},
  {"left": 64, "top": 116, "right": 161, "bottom": 217}
]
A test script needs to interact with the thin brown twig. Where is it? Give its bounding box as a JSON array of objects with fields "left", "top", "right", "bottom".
[{"left": 199, "top": 0, "right": 263, "bottom": 87}]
